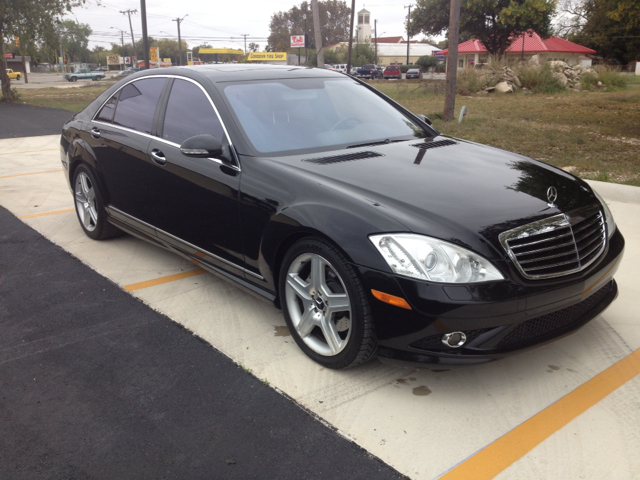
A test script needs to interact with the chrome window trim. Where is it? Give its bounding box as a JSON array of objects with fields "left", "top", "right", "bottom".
[
  {"left": 107, "top": 206, "right": 263, "bottom": 280},
  {"left": 499, "top": 205, "right": 606, "bottom": 280},
  {"left": 91, "top": 74, "right": 240, "bottom": 170}
]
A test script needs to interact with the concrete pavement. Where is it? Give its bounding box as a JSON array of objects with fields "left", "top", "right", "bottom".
[{"left": 1, "top": 114, "right": 639, "bottom": 479}]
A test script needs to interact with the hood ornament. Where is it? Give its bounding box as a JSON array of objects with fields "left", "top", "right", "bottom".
[{"left": 547, "top": 186, "right": 558, "bottom": 208}]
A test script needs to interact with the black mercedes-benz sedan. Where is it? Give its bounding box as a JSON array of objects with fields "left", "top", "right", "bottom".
[{"left": 60, "top": 64, "right": 624, "bottom": 369}]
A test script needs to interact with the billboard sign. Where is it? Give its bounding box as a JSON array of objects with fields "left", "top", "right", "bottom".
[
  {"left": 124, "top": 56, "right": 131, "bottom": 64},
  {"left": 290, "top": 35, "right": 306, "bottom": 48},
  {"left": 247, "top": 52, "right": 287, "bottom": 61},
  {"left": 106, "top": 55, "right": 120, "bottom": 65}
]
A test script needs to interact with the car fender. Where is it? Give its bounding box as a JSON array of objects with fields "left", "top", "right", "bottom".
[
  {"left": 259, "top": 201, "right": 406, "bottom": 291},
  {"left": 67, "top": 137, "right": 110, "bottom": 200}
]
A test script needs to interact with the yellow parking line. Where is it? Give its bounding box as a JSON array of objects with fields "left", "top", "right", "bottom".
[
  {"left": 124, "top": 269, "right": 207, "bottom": 292},
  {"left": 21, "top": 208, "right": 75, "bottom": 218},
  {"left": 0, "top": 148, "right": 59, "bottom": 156},
  {"left": 439, "top": 348, "right": 640, "bottom": 480},
  {"left": 0, "top": 169, "right": 64, "bottom": 179}
]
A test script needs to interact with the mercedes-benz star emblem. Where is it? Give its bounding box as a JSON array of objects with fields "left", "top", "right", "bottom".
[{"left": 547, "top": 186, "right": 558, "bottom": 207}]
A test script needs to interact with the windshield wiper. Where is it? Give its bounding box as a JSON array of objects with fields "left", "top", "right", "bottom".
[{"left": 347, "top": 139, "right": 405, "bottom": 149}]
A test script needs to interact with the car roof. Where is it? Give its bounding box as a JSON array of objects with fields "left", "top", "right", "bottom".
[{"left": 129, "top": 64, "right": 344, "bottom": 83}]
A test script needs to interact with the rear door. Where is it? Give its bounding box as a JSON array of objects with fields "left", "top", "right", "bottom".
[
  {"left": 146, "top": 77, "right": 246, "bottom": 277},
  {"left": 87, "top": 77, "right": 166, "bottom": 232}
]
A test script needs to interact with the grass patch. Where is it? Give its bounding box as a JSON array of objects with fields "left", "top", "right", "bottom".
[
  {"left": 371, "top": 76, "right": 640, "bottom": 186},
  {"left": 18, "top": 85, "right": 110, "bottom": 112}
]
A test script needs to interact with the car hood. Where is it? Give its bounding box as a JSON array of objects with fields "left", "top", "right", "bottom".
[{"left": 270, "top": 137, "right": 598, "bottom": 259}]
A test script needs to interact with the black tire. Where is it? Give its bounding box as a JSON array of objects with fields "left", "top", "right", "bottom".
[
  {"left": 16, "top": 75, "right": 21, "bottom": 80},
  {"left": 279, "top": 237, "right": 377, "bottom": 369},
  {"left": 71, "top": 76, "right": 77, "bottom": 82},
  {"left": 72, "top": 164, "right": 122, "bottom": 240}
]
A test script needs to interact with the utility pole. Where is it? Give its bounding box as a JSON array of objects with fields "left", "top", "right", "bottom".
[
  {"left": 57, "top": 24, "right": 64, "bottom": 75},
  {"left": 121, "top": 9, "right": 137, "bottom": 57},
  {"left": 304, "top": 4, "right": 308, "bottom": 64},
  {"left": 405, "top": 4, "right": 412, "bottom": 65},
  {"left": 311, "top": 0, "right": 324, "bottom": 67},
  {"left": 374, "top": 19, "right": 378, "bottom": 65},
  {"left": 241, "top": 34, "right": 249, "bottom": 54},
  {"left": 140, "top": 0, "right": 150, "bottom": 69},
  {"left": 346, "top": 0, "right": 355, "bottom": 73},
  {"left": 443, "top": 0, "right": 461, "bottom": 121},
  {"left": 111, "top": 27, "right": 126, "bottom": 69},
  {"left": 173, "top": 15, "right": 188, "bottom": 65}
]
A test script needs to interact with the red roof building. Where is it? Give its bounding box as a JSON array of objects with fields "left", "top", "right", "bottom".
[{"left": 439, "top": 32, "right": 596, "bottom": 69}]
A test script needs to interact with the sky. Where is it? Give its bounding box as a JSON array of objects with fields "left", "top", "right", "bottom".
[{"left": 68, "top": 0, "right": 434, "bottom": 52}]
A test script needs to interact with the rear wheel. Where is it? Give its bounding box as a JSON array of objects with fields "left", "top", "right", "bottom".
[
  {"left": 71, "top": 76, "right": 77, "bottom": 82},
  {"left": 16, "top": 74, "right": 21, "bottom": 80},
  {"left": 280, "top": 237, "right": 377, "bottom": 369},
  {"left": 73, "top": 164, "right": 121, "bottom": 240}
]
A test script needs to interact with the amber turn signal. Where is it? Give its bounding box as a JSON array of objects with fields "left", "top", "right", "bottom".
[{"left": 371, "top": 289, "right": 412, "bottom": 310}]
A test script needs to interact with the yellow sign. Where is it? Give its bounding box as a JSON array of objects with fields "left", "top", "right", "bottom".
[
  {"left": 106, "top": 55, "right": 120, "bottom": 65},
  {"left": 163, "top": 58, "right": 171, "bottom": 63},
  {"left": 198, "top": 48, "right": 244, "bottom": 55},
  {"left": 150, "top": 47, "right": 159, "bottom": 63},
  {"left": 247, "top": 52, "right": 287, "bottom": 61}
]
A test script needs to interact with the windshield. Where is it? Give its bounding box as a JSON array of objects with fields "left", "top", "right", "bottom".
[{"left": 221, "top": 77, "right": 431, "bottom": 155}]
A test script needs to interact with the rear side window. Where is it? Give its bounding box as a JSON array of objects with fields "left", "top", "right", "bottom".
[
  {"left": 112, "top": 78, "right": 166, "bottom": 134},
  {"left": 95, "top": 92, "right": 119, "bottom": 123},
  {"left": 161, "top": 79, "right": 224, "bottom": 145}
]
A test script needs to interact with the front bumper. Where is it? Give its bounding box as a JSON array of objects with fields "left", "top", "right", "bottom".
[{"left": 359, "top": 229, "right": 625, "bottom": 364}]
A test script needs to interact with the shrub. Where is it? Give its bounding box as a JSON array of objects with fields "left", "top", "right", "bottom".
[
  {"left": 416, "top": 55, "right": 440, "bottom": 72},
  {"left": 517, "top": 64, "right": 566, "bottom": 94},
  {"left": 455, "top": 68, "right": 498, "bottom": 95},
  {"left": 594, "top": 66, "right": 627, "bottom": 89},
  {"left": 400, "top": 64, "right": 419, "bottom": 73}
]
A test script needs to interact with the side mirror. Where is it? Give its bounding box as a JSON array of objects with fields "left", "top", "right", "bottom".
[
  {"left": 180, "top": 134, "right": 223, "bottom": 158},
  {"left": 416, "top": 114, "right": 433, "bottom": 126}
]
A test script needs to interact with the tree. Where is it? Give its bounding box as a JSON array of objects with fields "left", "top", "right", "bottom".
[
  {"left": 1, "top": 0, "right": 84, "bottom": 101},
  {"left": 557, "top": 0, "right": 640, "bottom": 64},
  {"left": 60, "top": 19, "right": 92, "bottom": 63},
  {"left": 416, "top": 54, "right": 440, "bottom": 71},
  {"left": 268, "top": 0, "right": 351, "bottom": 52},
  {"left": 409, "top": 0, "right": 556, "bottom": 58},
  {"left": 248, "top": 42, "right": 260, "bottom": 53}
]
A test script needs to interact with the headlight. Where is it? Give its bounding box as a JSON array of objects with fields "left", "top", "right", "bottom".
[
  {"left": 369, "top": 234, "right": 504, "bottom": 283},
  {"left": 591, "top": 189, "right": 616, "bottom": 239}
]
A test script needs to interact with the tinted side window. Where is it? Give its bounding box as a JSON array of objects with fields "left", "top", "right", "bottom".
[
  {"left": 162, "top": 79, "right": 224, "bottom": 145},
  {"left": 95, "top": 92, "right": 119, "bottom": 123},
  {"left": 112, "top": 78, "right": 165, "bottom": 134}
]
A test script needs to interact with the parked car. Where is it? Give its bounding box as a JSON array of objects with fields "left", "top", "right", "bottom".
[
  {"left": 60, "top": 65, "right": 624, "bottom": 369},
  {"left": 333, "top": 64, "right": 348, "bottom": 73},
  {"left": 65, "top": 68, "right": 105, "bottom": 82},
  {"left": 383, "top": 65, "right": 402, "bottom": 79},
  {"left": 114, "top": 68, "right": 136, "bottom": 78},
  {"left": 356, "top": 64, "right": 382, "bottom": 79},
  {"left": 406, "top": 68, "right": 422, "bottom": 79},
  {"left": 6, "top": 69, "right": 21, "bottom": 80}
]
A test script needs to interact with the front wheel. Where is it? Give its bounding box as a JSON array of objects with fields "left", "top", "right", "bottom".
[
  {"left": 73, "top": 164, "right": 122, "bottom": 240},
  {"left": 280, "top": 237, "right": 377, "bottom": 369}
]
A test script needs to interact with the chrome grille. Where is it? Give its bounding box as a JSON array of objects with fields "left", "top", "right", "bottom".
[{"left": 499, "top": 206, "right": 606, "bottom": 280}]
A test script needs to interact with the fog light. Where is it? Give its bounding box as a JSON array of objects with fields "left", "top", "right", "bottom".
[{"left": 442, "top": 331, "right": 467, "bottom": 348}]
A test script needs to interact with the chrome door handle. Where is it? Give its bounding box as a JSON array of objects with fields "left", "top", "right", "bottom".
[
  {"left": 90, "top": 127, "right": 101, "bottom": 139},
  {"left": 150, "top": 149, "right": 166, "bottom": 165}
]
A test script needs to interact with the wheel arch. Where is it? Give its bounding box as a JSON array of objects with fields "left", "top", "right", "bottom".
[{"left": 68, "top": 138, "right": 110, "bottom": 204}]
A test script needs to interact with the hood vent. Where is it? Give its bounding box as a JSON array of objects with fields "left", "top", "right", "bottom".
[
  {"left": 411, "top": 139, "right": 458, "bottom": 150},
  {"left": 302, "top": 151, "right": 384, "bottom": 165}
]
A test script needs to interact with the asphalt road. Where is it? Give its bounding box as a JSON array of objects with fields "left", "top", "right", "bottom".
[
  {"left": 0, "top": 105, "right": 402, "bottom": 479},
  {"left": 0, "top": 102, "right": 75, "bottom": 139}
]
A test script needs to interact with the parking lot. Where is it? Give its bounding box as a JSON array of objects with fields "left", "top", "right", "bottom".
[{"left": 1, "top": 107, "right": 639, "bottom": 479}]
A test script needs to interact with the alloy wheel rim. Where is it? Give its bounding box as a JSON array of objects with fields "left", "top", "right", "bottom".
[
  {"left": 74, "top": 172, "right": 98, "bottom": 232},
  {"left": 285, "top": 253, "right": 352, "bottom": 356}
]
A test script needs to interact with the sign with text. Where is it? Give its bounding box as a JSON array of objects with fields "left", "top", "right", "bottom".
[
  {"left": 290, "top": 35, "right": 306, "bottom": 48},
  {"left": 106, "top": 55, "right": 120, "bottom": 65},
  {"left": 150, "top": 47, "right": 159, "bottom": 63},
  {"left": 4, "top": 53, "right": 14, "bottom": 59},
  {"left": 125, "top": 56, "right": 131, "bottom": 64},
  {"left": 247, "top": 52, "right": 287, "bottom": 62}
]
